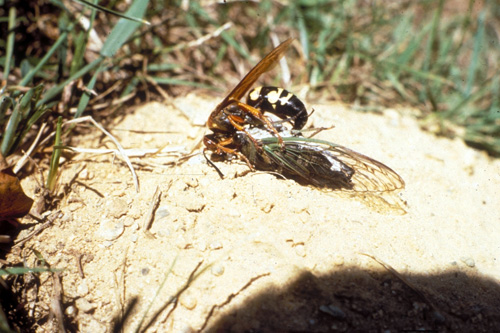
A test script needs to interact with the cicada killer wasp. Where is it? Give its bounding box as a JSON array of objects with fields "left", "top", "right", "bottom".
[
  {"left": 204, "top": 38, "right": 405, "bottom": 193},
  {"left": 204, "top": 38, "right": 303, "bottom": 174}
]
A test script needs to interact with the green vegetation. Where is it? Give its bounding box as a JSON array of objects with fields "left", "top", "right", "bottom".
[{"left": 1, "top": 0, "right": 498, "bottom": 167}]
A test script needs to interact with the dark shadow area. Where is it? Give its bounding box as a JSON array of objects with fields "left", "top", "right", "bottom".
[
  {"left": 111, "top": 296, "right": 139, "bottom": 333},
  {"left": 0, "top": 220, "right": 23, "bottom": 257},
  {"left": 0, "top": 268, "right": 40, "bottom": 333},
  {"left": 206, "top": 266, "right": 500, "bottom": 332}
]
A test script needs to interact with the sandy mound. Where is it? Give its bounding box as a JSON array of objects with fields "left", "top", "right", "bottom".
[{"left": 10, "top": 95, "right": 500, "bottom": 332}]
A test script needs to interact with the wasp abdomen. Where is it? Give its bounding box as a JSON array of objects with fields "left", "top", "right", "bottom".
[{"left": 247, "top": 86, "right": 308, "bottom": 130}]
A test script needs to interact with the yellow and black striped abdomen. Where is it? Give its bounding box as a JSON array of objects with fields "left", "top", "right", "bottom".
[{"left": 247, "top": 86, "right": 308, "bottom": 130}]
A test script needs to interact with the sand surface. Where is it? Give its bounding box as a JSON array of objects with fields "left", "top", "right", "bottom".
[{"left": 11, "top": 94, "right": 500, "bottom": 332}]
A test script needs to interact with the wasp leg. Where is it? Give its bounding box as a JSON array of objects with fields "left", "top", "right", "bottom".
[
  {"left": 203, "top": 135, "right": 255, "bottom": 178},
  {"left": 307, "top": 125, "right": 335, "bottom": 138},
  {"left": 234, "top": 102, "right": 285, "bottom": 149},
  {"left": 225, "top": 114, "right": 266, "bottom": 153}
]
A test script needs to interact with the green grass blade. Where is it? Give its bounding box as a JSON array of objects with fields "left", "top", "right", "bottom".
[
  {"left": 47, "top": 116, "right": 63, "bottom": 192},
  {"left": 0, "top": 85, "right": 47, "bottom": 156},
  {"left": 0, "top": 266, "right": 60, "bottom": 276},
  {"left": 0, "top": 95, "right": 13, "bottom": 124},
  {"left": 2, "top": 7, "right": 17, "bottom": 90},
  {"left": 38, "top": 57, "right": 103, "bottom": 106},
  {"left": 74, "top": 0, "right": 150, "bottom": 24},
  {"left": 465, "top": 10, "right": 485, "bottom": 97},
  {"left": 422, "top": 0, "right": 443, "bottom": 73},
  {"left": 74, "top": 64, "right": 102, "bottom": 118},
  {"left": 70, "top": 29, "right": 89, "bottom": 76},
  {"left": 133, "top": 256, "right": 178, "bottom": 333},
  {"left": 1, "top": 101, "right": 22, "bottom": 156},
  {"left": 0, "top": 307, "right": 14, "bottom": 333},
  {"left": 150, "top": 77, "right": 219, "bottom": 90},
  {"left": 100, "top": 0, "right": 150, "bottom": 58},
  {"left": 1, "top": 87, "right": 35, "bottom": 155},
  {"left": 19, "top": 23, "right": 74, "bottom": 88}
]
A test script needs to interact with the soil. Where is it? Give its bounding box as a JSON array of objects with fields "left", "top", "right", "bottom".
[{"left": 5, "top": 94, "right": 500, "bottom": 332}]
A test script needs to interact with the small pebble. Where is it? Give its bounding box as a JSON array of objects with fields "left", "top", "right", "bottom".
[
  {"left": 433, "top": 311, "right": 446, "bottom": 324},
  {"left": 102, "top": 240, "right": 113, "bottom": 248},
  {"left": 80, "top": 169, "right": 89, "bottom": 179},
  {"left": 184, "top": 200, "right": 205, "bottom": 213},
  {"left": 105, "top": 197, "right": 129, "bottom": 218},
  {"left": 211, "top": 264, "right": 225, "bottom": 276},
  {"left": 97, "top": 219, "right": 124, "bottom": 241},
  {"left": 122, "top": 216, "right": 135, "bottom": 227},
  {"left": 227, "top": 208, "right": 241, "bottom": 218},
  {"left": 460, "top": 256, "right": 475, "bottom": 268},
  {"left": 75, "top": 298, "right": 96, "bottom": 313},
  {"left": 174, "top": 235, "right": 191, "bottom": 249},
  {"left": 157, "top": 229, "right": 171, "bottom": 238},
  {"left": 209, "top": 241, "right": 223, "bottom": 250},
  {"left": 65, "top": 305, "right": 77, "bottom": 316},
  {"left": 195, "top": 240, "right": 207, "bottom": 251},
  {"left": 247, "top": 232, "right": 263, "bottom": 243},
  {"left": 155, "top": 206, "right": 170, "bottom": 220},
  {"left": 184, "top": 178, "right": 199, "bottom": 188},
  {"left": 68, "top": 203, "right": 80, "bottom": 212},
  {"left": 332, "top": 255, "right": 345, "bottom": 266},
  {"left": 319, "top": 304, "right": 346, "bottom": 320},
  {"left": 294, "top": 244, "right": 306, "bottom": 257},
  {"left": 186, "top": 154, "right": 205, "bottom": 166},
  {"left": 60, "top": 213, "right": 72, "bottom": 223},
  {"left": 180, "top": 293, "right": 197, "bottom": 310},
  {"left": 372, "top": 309, "right": 384, "bottom": 319},
  {"left": 77, "top": 279, "right": 89, "bottom": 296}
]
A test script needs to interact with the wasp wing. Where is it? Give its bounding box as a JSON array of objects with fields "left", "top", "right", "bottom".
[
  {"left": 258, "top": 137, "right": 405, "bottom": 192},
  {"left": 217, "top": 39, "right": 294, "bottom": 110}
]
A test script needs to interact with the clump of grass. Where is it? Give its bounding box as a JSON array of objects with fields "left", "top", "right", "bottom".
[
  {"left": 3, "top": 1, "right": 499, "bottom": 160},
  {"left": 1, "top": 0, "right": 150, "bottom": 182},
  {"left": 264, "top": 0, "right": 499, "bottom": 154}
]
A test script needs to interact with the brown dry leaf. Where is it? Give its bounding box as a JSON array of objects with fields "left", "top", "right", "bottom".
[{"left": 0, "top": 161, "right": 34, "bottom": 220}]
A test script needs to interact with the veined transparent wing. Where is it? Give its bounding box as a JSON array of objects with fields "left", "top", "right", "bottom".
[{"left": 246, "top": 136, "right": 405, "bottom": 193}]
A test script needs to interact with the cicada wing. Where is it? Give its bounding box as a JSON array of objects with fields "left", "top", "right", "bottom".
[
  {"left": 324, "top": 144, "right": 405, "bottom": 192},
  {"left": 260, "top": 137, "right": 405, "bottom": 193},
  {"left": 260, "top": 141, "right": 355, "bottom": 190}
]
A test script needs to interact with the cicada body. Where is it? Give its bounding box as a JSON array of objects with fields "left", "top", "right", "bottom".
[{"left": 234, "top": 128, "right": 405, "bottom": 193}]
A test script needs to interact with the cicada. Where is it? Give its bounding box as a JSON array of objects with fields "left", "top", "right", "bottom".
[{"left": 234, "top": 127, "right": 405, "bottom": 192}]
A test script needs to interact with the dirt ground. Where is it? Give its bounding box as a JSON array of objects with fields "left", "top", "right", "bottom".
[{"left": 5, "top": 94, "right": 500, "bottom": 332}]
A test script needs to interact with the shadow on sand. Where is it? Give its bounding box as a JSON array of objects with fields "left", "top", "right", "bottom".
[{"left": 204, "top": 265, "right": 500, "bottom": 332}]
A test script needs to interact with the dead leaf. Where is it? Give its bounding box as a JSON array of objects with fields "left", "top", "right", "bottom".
[{"left": 0, "top": 165, "right": 34, "bottom": 220}]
